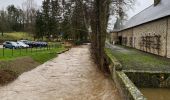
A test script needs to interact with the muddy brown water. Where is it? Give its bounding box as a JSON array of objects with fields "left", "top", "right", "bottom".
[
  {"left": 141, "top": 88, "right": 170, "bottom": 100},
  {"left": 0, "top": 44, "right": 121, "bottom": 100}
]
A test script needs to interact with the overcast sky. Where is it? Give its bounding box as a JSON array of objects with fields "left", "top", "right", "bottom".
[
  {"left": 0, "top": 0, "right": 154, "bottom": 15},
  {"left": 0, "top": 0, "right": 154, "bottom": 30},
  {"left": 107, "top": 0, "right": 154, "bottom": 31},
  {"left": 0, "top": 0, "right": 43, "bottom": 9},
  {"left": 0, "top": 0, "right": 154, "bottom": 17},
  {"left": 128, "top": 0, "right": 154, "bottom": 18}
]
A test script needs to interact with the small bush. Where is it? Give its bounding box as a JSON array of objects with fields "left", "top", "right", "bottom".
[{"left": 74, "top": 40, "right": 89, "bottom": 45}]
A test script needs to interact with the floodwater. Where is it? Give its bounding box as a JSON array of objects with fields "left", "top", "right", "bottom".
[
  {"left": 141, "top": 88, "right": 170, "bottom": 100},
  {"left": 0, "top": 44, "right": 121, "bottom": 100}
]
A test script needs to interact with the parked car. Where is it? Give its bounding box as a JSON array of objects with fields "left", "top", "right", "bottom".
[
  {"left": 18, "top": 40, "right": 30, "bottom": 44},
  {"left": 18, "top": 40, "right": 48, "bottom": 47},
  {"left": 17, "top": 41, "right": 29, "bottom": 48},
  {"left": 3, "top": 41, "right": 20, "bottom": 49},
  {"left": 33, "top": 41, "right": 48, "bottom": 47},
  {"left": 41, "top": 42, "right": 48, "bottom": 47},
  {"left": 19, "top": 40, "right": 34, "bottom": 47}
]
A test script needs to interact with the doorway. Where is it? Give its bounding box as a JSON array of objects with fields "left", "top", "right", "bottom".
[{"left": 118, "top": 36, "right": 122, "bottom": 45}]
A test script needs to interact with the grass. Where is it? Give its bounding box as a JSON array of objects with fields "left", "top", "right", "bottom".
[
  {"left": 30, "top": 47, "right": 66, "bottom": 63},
  {"left": 0, "top": 44, "right": 67, "bottom": 85},
  {"left": 105, "top": 45, "right": 170, "bottom": 71},
  {"left": 0, "top": 32, "right": 68, "bottom": 85},
  {"left": 5, "top": 32, "right": 33, "bottom": 40},
  {"left": 0, "top": 45, "right": 64, "bottom": 61},
  {"left": 0, "top": 32, "right": 33, "bottom": 43}
]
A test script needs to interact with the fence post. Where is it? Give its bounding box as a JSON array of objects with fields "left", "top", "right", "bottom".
[
  {"left": 20, "top": 48, "right": 21, "bottom": 55},
  {"left": 31, "top": 47, "right": 32, "bottom": 53},
  {"left": 12, "top": 48, "right": 14, "bottom": 56},
  {"left": 36, "top": 47, "right": 37, "bottom": 53},
  {"left": 3, "top": 47, "right": 4, "bottom": 57},
  {"left": 26, "top": 48, "right": 28, "bottom": 53}
]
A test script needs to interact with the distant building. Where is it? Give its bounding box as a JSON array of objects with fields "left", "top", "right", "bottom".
[{"left": 111, "top": 0, "right": 170, "bottom": 58}]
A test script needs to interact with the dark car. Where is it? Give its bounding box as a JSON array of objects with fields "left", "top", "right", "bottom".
[
  {"left": 33, "top": 41, "right": 48, "bottom": 47},
  {"left": 19, "top": 40, "right": 48, "bottom": 47},
  {"left": 19, "top": 40, "right": 34, "bottom": 47}
]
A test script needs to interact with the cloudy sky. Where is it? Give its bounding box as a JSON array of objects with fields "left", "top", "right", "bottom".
[
  {"left": 0, "top": 0, "right": 154, "bottom": 15},
  {"left": 0, "top": 0, "right": 43, "bottom": 9},
  {"left": 128, "top": 0, "right": 153, "bottom": 18},
  {"left": 108, "top": 0, "right": 154, "bottom": 30},
  {"left": 0, "top": 0, "right": 154, "bottom": 30}
]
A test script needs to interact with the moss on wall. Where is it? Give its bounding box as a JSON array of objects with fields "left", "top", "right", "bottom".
[
  {"left": 105, "top": 48, "right": 146, "bottom": 100},
  {"left": 126, "top": 72, "right": 170, "bottom": 88}
]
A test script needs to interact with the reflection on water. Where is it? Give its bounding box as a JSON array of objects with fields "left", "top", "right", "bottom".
[{"left": 141, "top": 88, "right": 170, "bottom": 100}]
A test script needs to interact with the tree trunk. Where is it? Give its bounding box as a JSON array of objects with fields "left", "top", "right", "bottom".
[
  {"left": 91, "top": 0, "right": 110, "bottom": 72},
  {"left": 1, "top": 31, "right": 3, "bottom": 37}
]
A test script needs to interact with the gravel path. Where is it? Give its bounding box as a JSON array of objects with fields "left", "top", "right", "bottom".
[{"left": 0, "top": 44, "right": 121, "bottom": 100}]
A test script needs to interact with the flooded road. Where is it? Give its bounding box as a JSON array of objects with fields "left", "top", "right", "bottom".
[
  {"left": 141, "top": 88, "right": 170, "bottom": 100},
  {"left": 0, "top": 44, "right": 121, "bottom": 100}
]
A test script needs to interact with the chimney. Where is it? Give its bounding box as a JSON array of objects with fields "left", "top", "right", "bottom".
[{"left": 154, "top": 0, "right": 161, "bottom": 6}]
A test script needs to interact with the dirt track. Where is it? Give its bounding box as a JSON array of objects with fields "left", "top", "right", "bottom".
[{"left": 0, "top": 44, "right": 121, "bottom": 100}]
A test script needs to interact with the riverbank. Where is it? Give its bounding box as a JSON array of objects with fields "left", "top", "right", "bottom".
[
  {"left": 0, "top": 46, "right": 67, "bottom": 85},
  {"left": 105, "top": 43, "right": 170, "bottom": 99}
]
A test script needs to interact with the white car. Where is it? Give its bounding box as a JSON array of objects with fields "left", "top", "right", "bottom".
[
  {"left": 11, "top": 42, "right": 21, "bottom": 48},
  {"left": 3, "top": 41, "right": 20, "bottom": 49},
  {"left": 17, "top": 41, "right": 29, "bottom": 48}
]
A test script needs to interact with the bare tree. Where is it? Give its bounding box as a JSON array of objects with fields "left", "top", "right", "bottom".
[
  {"left": 88, "top": 0, "right": 135, "bottom": 71},
  {"left": 22, "top": 0, "right": 38, "bottom": 37},
  {"left": 0, "top": 10, "right": 8, "bottom": 36}
]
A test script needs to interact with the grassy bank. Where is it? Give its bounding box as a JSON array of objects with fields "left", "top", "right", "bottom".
[
  {"left": 0, "top": 45, "right": 64, "bottom": 61},
  {"left": 0, "top": 32, "right": 33, "bottom": 43},
  {"left": 0, "top": 45, "right": 67, "bottom": 85},
  {"left": 106, "top": 45, "right": 170, "bottom": 71}
]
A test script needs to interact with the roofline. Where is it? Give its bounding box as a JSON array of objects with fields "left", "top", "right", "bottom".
[
  {"left": 117, "top": 15, "right": 170, "bottom": 32},
  {"left": 128, "top": 4, "right": 154, "bottom": 23},
  {"left": 116, "top": 2, "right": 170, "bottom": 32},
  {"left": 112, "top": 4, "right": 154, "bottom": 32}
]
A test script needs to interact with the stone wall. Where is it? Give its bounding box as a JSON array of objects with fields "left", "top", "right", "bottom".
[
  {"left": 125, "top": 71, "right": 170, "bottom": 88},
  {"left": 111, "top": 32, "right": 118, "bottom": 44},
  {"left": 105, "top": 47, "right": 146, "bottom": 100},
  {"left": 167, "top": 16, "right": 170, "bottom": 58},
  {"left": 121, "top": 29, "right": 133, "bottom": 47},
  {"left": 114, "top": 17, "right": 170, "bottom": 57},
  {"left": 133, "top": 18, "right": 167, "bottom": 57}
]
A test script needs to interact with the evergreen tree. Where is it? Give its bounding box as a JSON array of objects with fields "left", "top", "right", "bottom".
[
  {"left": 42, "top": 0, "right": 51, "bottom": 38},
  {"left": 35, "top": 11, "right": 45, "bottom": 40}
]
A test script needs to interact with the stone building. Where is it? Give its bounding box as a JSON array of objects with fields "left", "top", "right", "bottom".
[{"left": 112, "top": 0, "right": 170, "bottom": 58}]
